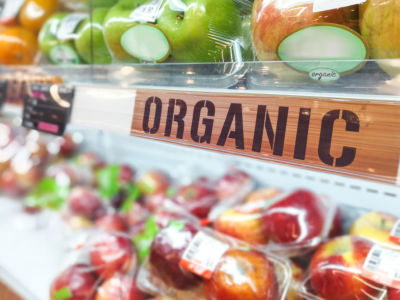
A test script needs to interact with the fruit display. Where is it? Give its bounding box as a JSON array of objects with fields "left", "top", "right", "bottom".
[{"left": 1, "top": 120, "right": 400, "bottom": 300}]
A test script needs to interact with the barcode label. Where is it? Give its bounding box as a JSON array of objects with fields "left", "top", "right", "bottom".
[
  {"left": 390, "top": 220, "right": 400, "bottom": 244},
  {"left": 129, "top": 0, "right": 164, "bottom": 23},
  {"left": 362, "top": 245, "right": 400, "bottom": 289},
  {"left": 313, "top": 0, "right": 366, "bottom": 12},
  {"left": 180, "top": 232, "right": 229, "bottom": 279},
  {"left": 56, "top": 13, "right": 87, "bottom": 40}
]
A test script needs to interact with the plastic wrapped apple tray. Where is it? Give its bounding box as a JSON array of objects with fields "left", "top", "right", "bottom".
[{"left": 137, "top": 219, "right": 292, "bottom": 300}]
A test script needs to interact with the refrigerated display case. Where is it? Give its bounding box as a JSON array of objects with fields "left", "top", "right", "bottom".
[{"left": 1, "top": 0, "right": 400, "bottom": 300}]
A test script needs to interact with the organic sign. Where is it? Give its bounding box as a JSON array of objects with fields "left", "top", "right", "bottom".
[{"left": 131, "top": 89, "right": 400, "bottom": 184}]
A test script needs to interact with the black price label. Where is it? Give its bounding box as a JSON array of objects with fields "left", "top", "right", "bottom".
[
  {"left": 0, "top": 80, "right": 7, "bottom": 110},
  {"left": 22, "top": 83, "right": 74, "bottom": 136}
]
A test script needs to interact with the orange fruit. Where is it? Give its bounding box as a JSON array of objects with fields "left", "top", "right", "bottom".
[
  {"left": 19, "top": 0, "right": 58, "bottom": 34},
  {"left": 0, "top": 26, "right": 38, "bottom": 65}
]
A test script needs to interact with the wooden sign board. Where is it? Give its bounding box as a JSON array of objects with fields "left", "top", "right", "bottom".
[{"left": 130, "top": 89, "right": 400, "bottom": 184}]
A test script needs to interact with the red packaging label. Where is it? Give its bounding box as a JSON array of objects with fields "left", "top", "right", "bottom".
[
  {"left": 390, "top": 220, "right": 400, "bottom": 244},
  {"left": 362, "top": 245, "right": 400, "bottom": 289},
  {"left": 180, "top": 232, "right": 229, "bottom": 279}
]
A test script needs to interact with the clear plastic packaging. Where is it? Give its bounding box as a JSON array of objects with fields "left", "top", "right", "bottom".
[
  {"left": 49, "top": 230, "right": 146, "bottom": 300},
  {"left": 102, "top": 0, "right": 253, "bottom": 64},
  {"left": 250, "top": 0, "right": 400, "bottom": 80},
  {"left": 299, "top": 235, "right": 400, "bottom": 300},
  {"left": 213, "top": 189, "right": 341, "bottom": 257},
  {"left": 137, "top": 219, "right": 292, "bottom": 300}
]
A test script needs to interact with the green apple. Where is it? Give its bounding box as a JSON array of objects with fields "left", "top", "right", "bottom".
[
  {"left": 103, "top": 0, "right": 150, "bottom": 62},
  {"left": 75, "top": 8, "right": 112, "bottom": 64},
  {"left": 38, "top": 13, "right": 82, "bottom": 65},
  {"left": 360, "top": 0, "right": 400, "bottom": 77},
  {"left": 60, "top": 0, "right": 119, "bottom": 11},
  {"left": 156, "top": 0, "right": 242, "bottom": 62}
]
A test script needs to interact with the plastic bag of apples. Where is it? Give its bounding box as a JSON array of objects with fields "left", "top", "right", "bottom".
[
  {"left": 137, "top": 218, "right": 293, "bottom": 300},
  {"left": 213, "top": 188, "right": 341, "bottom": 257},
  {"left": 49, "top": 229, "right": 149, "bottom": 300}
]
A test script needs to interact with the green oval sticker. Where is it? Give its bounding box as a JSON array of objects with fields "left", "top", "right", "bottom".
[
  {"left": 278, "top": 24, "right": 368, "bottom": 75},
  {"left": 49, "top": 44, "right": 80, "bottom": 65}
]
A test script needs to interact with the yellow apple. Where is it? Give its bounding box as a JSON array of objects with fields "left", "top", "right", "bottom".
[
  {"left": 349, "top": 211, "right": 397, "bottom": 244},
  {"left": 360, "top": 0, "right": 400, "bottom": 77}
]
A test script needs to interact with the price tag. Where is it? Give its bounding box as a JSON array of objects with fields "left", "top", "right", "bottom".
[
  {"left": 390, "top": 220, "right": 400, "bottom": 244},
  {"left": 22, "top": 84, "right": 74, "bottom": 136},
  {"left": 313, "top": 0, "right": 366, "bottom": 12},
  {"left": 362, "top": 245, "right": 400, "bottom": 289},
  {"left": 0, "top": 80, "right": 7, "bottom": 110},
  {"left": 130, "top": 0, "right": 164, "bottom": 23},
  {"left": 0, "top": 0, "right": 24, "bottom": 23},
  {"left": 180, "top": 232, "right": 229, "bottom": 279},
  {"left": 56, "top": 13, "right": 87, "bottom": 40}
]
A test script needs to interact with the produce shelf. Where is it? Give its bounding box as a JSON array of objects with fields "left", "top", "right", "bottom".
[{"left": 2, "top": 62, "right": 400, "bottom": 185}]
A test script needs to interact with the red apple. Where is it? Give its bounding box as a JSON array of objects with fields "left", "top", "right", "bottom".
[
  {"left": 252, "top": 0, "right": 359, "bottom": 61},
  {"left": 50, "top": 263, "right": 98, "bottom": 300},
  {"left": 119, "top": 165, "right": 135, "bottom": 185},
  {"left": 144, "top": 192, "right": 170, "bottom": 212},
  {"left": 137, "top": 170, "right": 170, "bottom": 196},
  {"left": 122, "top": 201, "right": 149, "bottom": 229},
  {"left": 173, "top": 181, "right": 218, "bottom": 219},
  {"left": 388, "top": 288, "right": 400, "bottom": 300},
  {"left": 214, "top": 208, "right": 268, "bottom": 245},
  {"left": 95, "top": 274, "right": 146, "bottom": 300},
  {"left": 215, "top": 168, "right": 251, "bottom": 199},
  {"left": 90, "top": 232, "right": 137, "bottom": 280},
  {"left": 203, "top": 249, "right": 278, "bottom": 300},
  {"left": 149, "top": 221, "right": 201, "bottom": 290},
  {"left": 95, "top": 213, "right": 128, "bottom": 233},
  {"left": 309, "top": 235, "right": 381, "bottom": 300},
  {"left": 261, "top": 189, "right": 329, "bottom": 244},
  {"left": 68, "top": 187, "right": 105, "bottom": 220},
  {"left": 56, "top": 134, "right": 78, "bottom": 157}
]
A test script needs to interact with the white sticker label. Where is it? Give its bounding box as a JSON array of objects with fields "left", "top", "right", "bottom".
[
  {"left": 180, "top": 232, "right": 229, "bottom": 279},
  {"left": 0, "top": 0, "right": 24, "bottom": 21},
  {"left": 129, "top": 0, "right": 164, "bottom": 23},
  {"left": 56, "top": 13, "right": 87, "bottom": 40},
  {"left": 362, "top": 245, "right": 400, "bottom": 289},
  {"left": 390, "top": 220, "right": 400, "bottom": 244},
  {"left": 313, "top": 0, "right": 366, "bottom": 12}
]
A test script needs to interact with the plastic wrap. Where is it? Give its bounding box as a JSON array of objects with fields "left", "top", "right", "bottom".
[
  {"left": 251, "top": 0, "right": 400, "bottom": 80},
  {"left": 300, "top": 235, "right": 400, "bottom": 300},
  {"left": 103, "top": 0, "right": 253, "bottom": 63},
  {"left": 137, "top": 219, "right": 291, "bottom": 300},
  {"left": 49, "top": 230, "right": 146, "bottom": 300},
  {"left": 213, "top": 189, "right": 341, "bottom": 257}
]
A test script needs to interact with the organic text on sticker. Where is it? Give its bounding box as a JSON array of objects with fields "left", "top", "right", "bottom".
[
  {"left": 180, "top": 232, "right": 229, "bottom": 279},
  {"left": 390, "top": 220, "right": 400, "bottom": 244},
  {"left": 309, "top": 69, "right": 340, "bottom": 82},
  {"left": 362, "top": 245, "right": 400, "bottom": 289}
]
